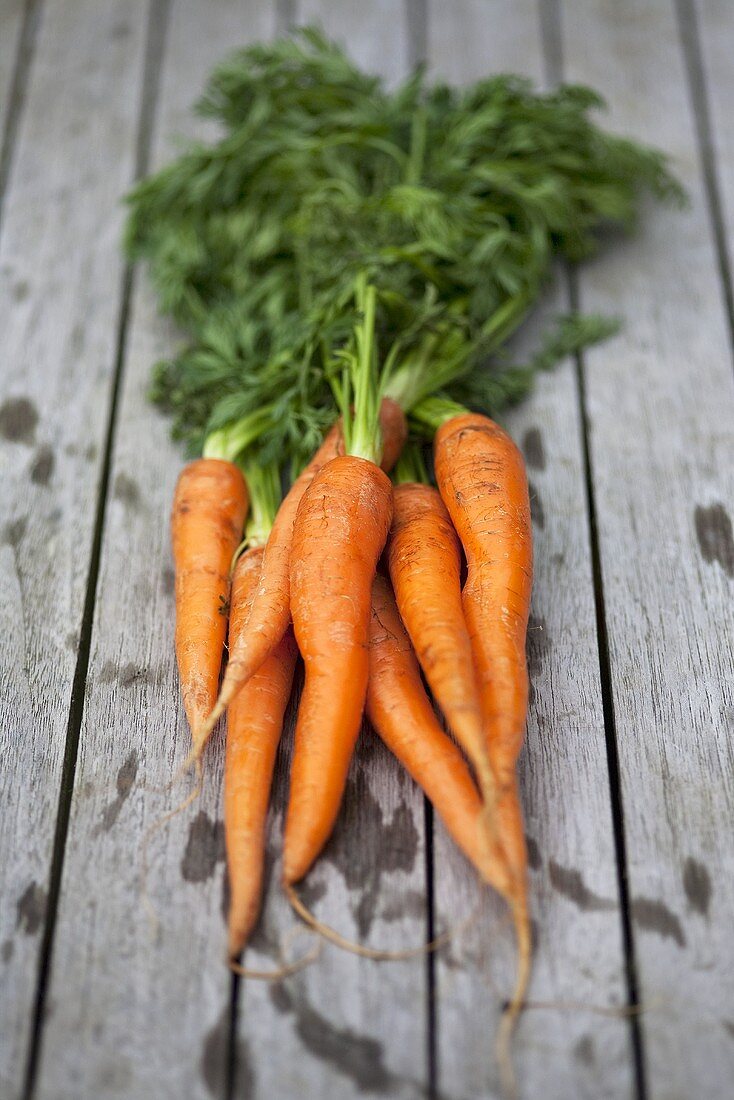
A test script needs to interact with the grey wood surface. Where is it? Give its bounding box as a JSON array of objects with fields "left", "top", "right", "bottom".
[
  {"left": 0, "top": 0, "right": 26, "bottom": 152},
  {"left": 428, "top": 4, "right": 633, "bottom": 1098},
  {"left": 34, "top": 3, "right": 275, "bottom": 1100},
  {"left": 0, "top": 1, "right": 150, "bottom": 1094},
  {"left": 563, "top": 1, "right": 734, "bottom": 1096},
  {"left": 1, "top": 1, "right": 733, "bottom": 1099}
]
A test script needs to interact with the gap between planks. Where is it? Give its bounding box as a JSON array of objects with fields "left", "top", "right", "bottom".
[
  {"left": 20, "top": 2, "right": 172, "bottom": 1097},
  {"left": 0, "top": 0, "right": 43, "bottom": 237},
  {"left": 674, "top": 0, "right": 734, "bottom": 365}
]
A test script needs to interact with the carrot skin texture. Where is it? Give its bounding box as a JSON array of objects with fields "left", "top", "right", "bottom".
[
  {"left": 434, "top": 413, "right": 533, "bottom": 787},
  {"left": 225, "top": 546, "right": 298, "bottom": 958},
  {"left": 283, "top": 455, "right": 393, "bottom": 883},
  {"left": 387, "top": 483, "right": 491, "bottom": 797},
  {"left": 171, "top": 458, "right": 248, "bottom": 747},
  {"left": 366, "top": 574, "right": 513, "bottom": 896},
  {"left": 434, "top": 413, "right": 532, "bottom": 1019},
  {"left": 208, "top": 400, "right": 406, "bottom": 726}
]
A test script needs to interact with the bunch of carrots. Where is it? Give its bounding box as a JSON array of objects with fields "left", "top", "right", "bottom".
[{"left": 126, "top": 27, "right": 681, "bottom": 1078}]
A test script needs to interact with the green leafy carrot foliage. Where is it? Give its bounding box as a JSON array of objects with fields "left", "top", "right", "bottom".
[{"left": 126, "top": 27, "right": 683, "bottom": 460}]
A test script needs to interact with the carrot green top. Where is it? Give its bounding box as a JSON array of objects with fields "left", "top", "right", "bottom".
[{"left": 127, "top": 27, "right": 684, "bottom": 463}]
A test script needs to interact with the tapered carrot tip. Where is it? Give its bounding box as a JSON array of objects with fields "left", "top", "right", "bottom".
[
  {"left": 496, "top": 896, "right": 531, "bottom": 1100},
  {"left": 227, "top": 907, "right": 258, "bottom": 961},
  {"left": 171, "top": 457, "right": 248, "bottom": 745}
]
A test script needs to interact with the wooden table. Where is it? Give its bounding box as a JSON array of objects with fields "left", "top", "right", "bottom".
[{"left": 1, "top": 2, "right": 732, "bottom": 1097}]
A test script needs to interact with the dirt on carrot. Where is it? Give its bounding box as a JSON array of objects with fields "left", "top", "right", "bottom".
[
  {"left": 224, "top": 545, "right": 298, "bottom": 959},
  {"left": 201, "top": 399, "right": 406, "bottom": 740},
  {"left": 283, "top": 455, "right": 393, "bottom": 884},
  {"left": 367, "top": 572, "right": 514, "bottom": 896},
  {"left": 387, "top": 482, "right": 499, "bottom": 823},
  {"left": 171, "top": 458, "right": 248, "bottom": 753}
]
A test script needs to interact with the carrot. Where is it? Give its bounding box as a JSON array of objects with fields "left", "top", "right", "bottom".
[
  {"left": 199, "top": 398, "right": 406, "bottom": 741},
  {"left": 224, "top": 544, "right": 298, "bottom": 959},
  {"left": 282, "top": 455, "right": 393, "bottom": 884},
  {"left": 433, "top": 409, "right": 532, "bottom": 1065},
  {"left": 386, "top": 481, "right": 498, "bottom": 819},
  {"left": 367, "top": 573, "right": 512, "bottom": 895},
  {"left": 171, "top": 458, "right": 248, "bottom": 753},
  {"left": 433, "top": 412, "right": 532, "bottom": 788}
]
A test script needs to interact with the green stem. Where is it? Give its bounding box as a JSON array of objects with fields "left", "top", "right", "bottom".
[
  {"left": 393, "top": 440, "right": 429, "bottom": 485},
  {"left": 406, "top": 107, "right": 427, "bottom": 185},
  {"left": 336, "top": 274, "right": 382, "bottom": 464},
  {"left": 202, "top": 406, "right": 275, "bottom": 462},
  {"left": 242, "top": 459, "right": 280, "bottom": 547},
  {"left": 383, "top": 333, "right": 441, "bottom": 412},
  {"left": 410, "top": 395, "right": 468, "bottom": 435}
]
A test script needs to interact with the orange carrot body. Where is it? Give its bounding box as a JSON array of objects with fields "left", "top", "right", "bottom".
[
  {"left": 367, "top": 574, "right": 513, "bottom": 896},
  {"left": 224, "top": 546, "right": 298, "bottom": 958},
  {"left": 171, "top": 458, "right": 248, "bottom": 748},
  {"left": 283, "top": 455, "right": 393, "bottom": 884},
  {"left": 434, "top": 413, "right": 533, "bottom": 787},
  {"left": 387, "top": 483, "right": 494, "bottom": 806},
  {"left": 434, "top": 412, "right": 532, "bottom": 1022},
  {"left": 203, "top": 400, "right": 406, "bottom": 734}
]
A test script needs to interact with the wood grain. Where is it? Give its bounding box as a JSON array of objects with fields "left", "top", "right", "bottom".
[
  {"left": 233, "top": 4, "right": 431, "bottom": 1097},
  {"left": 0, "top": 2, "right": 150, "bottom": 1095},
  {"left": 32, "top": 4, "right": 274, "bottom": 1100},
  {"left": 562, "top": 1, "right": 734, "bottom": 1096},
  {"left": 427, "top": 3, "right": 634, "bottom": 1098}
]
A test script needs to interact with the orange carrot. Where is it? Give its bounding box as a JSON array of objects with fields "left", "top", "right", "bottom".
[
  {"left": 367, "top": 573, "right": 513, "bottom": 895},
  {"left": 171, "top": 458, "right": 248, "bottom": 753},
  {"left": 200, "top": 399, "right": 406, "bottom": 739},
  {"left": 387, "top": 482, "right": 497, "bottom": 815},
  {"left": 224, "top": 545, "right": 298, "bottom": 958},
  {"left": 434, "top": 410, "right": 532, "bottom": 1048},
  {"left": 434, "top": 413, "right": 532, "bottom": 789},
  {"left": 282, "top": 455, "right": 393, "bottom": 884}
]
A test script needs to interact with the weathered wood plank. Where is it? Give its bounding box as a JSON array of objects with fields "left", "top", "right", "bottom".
[
  {"left": 0, "top": 2, "right": 151, "bottom": 1095},
  {"left": 297, "top": 0, "right": 410, "bottom": 86},
  {"left": 694, "top": 0, "right": 734, "bottom": 296},
  {"left": 0, "top": 0, "right": 25, "bottom": 145},
  {"left": 32, "top": 4, "right": 275, "bottom": 1100},
  {"left": 234, "top": 4, "right": 431, "bottom": 1096},
  {"left": 427, "top": 3, "right": 634, "bottom": 1097},
  {"left": 562, "top": 1, "right": 734, "bottom": 1096}
]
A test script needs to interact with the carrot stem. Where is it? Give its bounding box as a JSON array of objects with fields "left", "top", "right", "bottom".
[
  {"left": 240, "top": 459, "right": 280, "bottom": 549},
  {"left": 392, "top": 440, "right": 429, "bottom": 486},
  {"left": 409, "top": 395, "right": 468, "bottom": 434},
  {"left": 202, "top": 407, "right": 276, "bottom": 462}
]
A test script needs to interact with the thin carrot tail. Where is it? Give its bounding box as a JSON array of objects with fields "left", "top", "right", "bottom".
[
  {"left": 495, "top": 893, "right": 531, "bottom": 1100},
  {"left": 284, "top": 881, "right": 479, "bottom": 961},
  {"left": 227, "top": 935, "right": 322, "bottom": 980}
]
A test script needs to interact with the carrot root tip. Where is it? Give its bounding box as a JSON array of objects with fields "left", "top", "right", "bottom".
[
  {"left": 226, "top": 928, "right": 322, "bottom": 980},
  {"left": 284, "top": 880, "right": 479, "bottom": 961}
]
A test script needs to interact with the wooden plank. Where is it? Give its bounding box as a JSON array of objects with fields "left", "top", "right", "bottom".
[
  {"left": 0, "top": 0, "right": 25, "bottom": 144},
  {"left": 427, "top": 3, "right": 634, "bottom": 1097},
  {"left": 232, "top": 4, "right": 431, "bottom": 1097},
  {"left": 694, "top": 0, "right": 734, "bottom": 289},
  {"left": 561, "top": 2, "right": 734, "bottom": 1097},
  {"left": 297, "top": 0, "right": 410, "bottom": 86},
  {"left": 0, "top": 2, "right": 151, "bottom": 1095},
  {"left": 32, "top": 4, "right": 275, "bottom": 1100}
]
